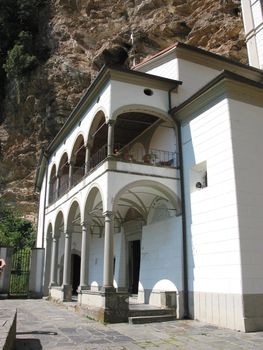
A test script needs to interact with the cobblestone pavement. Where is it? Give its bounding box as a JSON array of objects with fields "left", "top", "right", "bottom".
[{"left": 1, "top": 299, "right": 263, "bottom": 349}]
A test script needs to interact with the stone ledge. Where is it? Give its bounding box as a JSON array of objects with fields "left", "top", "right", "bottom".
[{"left": 0, "top": 309, "right": 16, "bottom": 350}]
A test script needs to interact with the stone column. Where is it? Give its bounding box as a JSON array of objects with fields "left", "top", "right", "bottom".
[
  {"left": 62, "top": 231, "right": 72, "bottom": 301},
  {"left": 107, "top": 120, "right": 115, "bottom": 157},
  {"left": 56, "top": 174, "right": 60, "bottom": 199},
  {"left": 103, "top": 211, "right": 115, "bottom": 289},
  {"left": 68, "top": 162, "right": 73, "bottom": 188},
  {"left": 118, "top": 229, "right": 127, "bottom": 290},
  {"left": 43, "top": 234, "right": 52, "bottom": 295},
  {"left": 85, "top": 144, "right": 91, "bottom": 174},
  {"left": 49, "top": 235, "right": 59, "bottom": 286},
  {"left": 79, "top": 222, "right": 89, "bottom": 289}
]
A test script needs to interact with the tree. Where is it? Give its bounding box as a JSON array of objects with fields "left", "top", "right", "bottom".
[{"left": 0, "top": 198, "right": 35, "bottom": 251}]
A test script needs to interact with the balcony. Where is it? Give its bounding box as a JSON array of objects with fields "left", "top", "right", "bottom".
[{"left": 48, "top": 144, "right": 179, "bottom": 206}]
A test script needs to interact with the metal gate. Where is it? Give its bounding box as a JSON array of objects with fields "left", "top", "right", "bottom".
[{"left": 9, "top": 250, "right": 31, "bottom": 296}]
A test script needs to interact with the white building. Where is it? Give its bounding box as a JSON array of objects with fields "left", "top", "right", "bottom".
[
  {"left": 241, "top": 0, "right": 263, "bottom": 68},
  {"left": 35, "top": 4, "right": 263, "bottom": 332}
]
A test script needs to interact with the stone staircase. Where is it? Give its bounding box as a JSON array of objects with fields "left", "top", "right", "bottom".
[{"left": 128, "top": 299, "right": 176, "bottom": 324}]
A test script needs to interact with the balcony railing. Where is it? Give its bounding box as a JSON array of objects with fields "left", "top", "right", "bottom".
[
  {"left": 114, "top": 145, "right": 179, "bottom": 167},
  {"left": 90, "top": 144, "right": 108, "bottom": 170},
  {"left": 49, "top": 145, "right": 178, "bottom": 205},
  {"left": 72, "top": 165, "right": 85, "bottom": 187}
]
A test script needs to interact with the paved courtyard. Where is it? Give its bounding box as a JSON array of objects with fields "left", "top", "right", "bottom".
[{"left": 1, "top": 299, "right": 263, "bottom": 349}]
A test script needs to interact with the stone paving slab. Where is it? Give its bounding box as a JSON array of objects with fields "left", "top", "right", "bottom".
[{"left": 0, "top": 299, "right": 263, "bottom": 349}]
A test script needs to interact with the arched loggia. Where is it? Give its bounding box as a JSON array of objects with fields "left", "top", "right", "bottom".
[
  {"left": 62, "top": 200, "right": 81, "bottom": 300},
  {"left": 89, "top": 111, "right": 108, "bottom": 169},
  {"left": 48, "top": 164, "right": 57, "bottom": 204},
  {"left": 58, "top": 153, "right": 69, "bottom": 197},
  {"left": 70, "top": 135, "right": 86, "bottom": 186}
]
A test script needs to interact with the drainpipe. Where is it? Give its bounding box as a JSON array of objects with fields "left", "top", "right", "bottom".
[
  {"left": 175, "top": 118, "right": 189, "bottom": 319},
  {"left": 168, "top": 88, "right": 189, "bottom": 319}
]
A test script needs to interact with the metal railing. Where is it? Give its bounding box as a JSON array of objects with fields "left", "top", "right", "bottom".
[
  {"left": 113, "top": 145, "right": 179, "bottom": 167},
  {"left": 72, "top": 165, "right": 85, "bottom": 186},
  {"left": 90, "top": 144, "right": 108, "bottom": 170},
  {"left": 51, "top": 144, "right": 178, "bottom": 205}
]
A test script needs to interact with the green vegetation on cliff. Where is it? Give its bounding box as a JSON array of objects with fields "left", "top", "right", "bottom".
[
  {"left": 0, "top": 0, "right": 47, "bottom": 97},
  {"left": 0, "top": 198, "right": 35, "bottom": 250}
]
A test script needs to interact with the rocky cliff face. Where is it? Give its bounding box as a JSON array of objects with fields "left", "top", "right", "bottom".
[{"left": 0, "top": 0, "right": 245, "bottom": 221}]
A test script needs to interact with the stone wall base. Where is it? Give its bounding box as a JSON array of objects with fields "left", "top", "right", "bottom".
[
  {"left": 243, "top": 294, "right": 263, "bottom": 332},
  {"left": 49, "top": 285, "right": 72, "bottom": 302},
  {"left": 79, "top": 289, "right": 129, "bottom": 323},
  {"left": 188, "top": 291, "right": 263, "bottom": 332},
  {"left": 138, "top": 289, "right": 183, "bottom": 318}
]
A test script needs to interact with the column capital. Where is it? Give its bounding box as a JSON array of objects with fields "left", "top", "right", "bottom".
[
  {"left": 107, "top": 119, "right": 115, "bottom": 126},
  {"left": 103, "top": 211, "right": 114, "bottom": 220},
  {"left": 80, "top": 221, "right": 88, "bottom": 228},
  {"left": 64, "top": 231, "right": 70, "bottom": 239}
]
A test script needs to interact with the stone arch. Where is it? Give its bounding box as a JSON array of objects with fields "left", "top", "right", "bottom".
[
  {"left": 54, "top": 210, "right": 65, "bottom": 237},
  {"left": 83, "top": 185, "right": 104, "bottom": 232},
  {"left": 110, "top": 107, "right": 177, "bottom": 164},
  {"left": 112, "top": 180, "right": 181, "bottom": 218},
  {"left": 57, "top": 152, "right": 69, "bottom": 197},
  {"left": 87, "top": 110, "right": 107, "bottom": 169},
  {"left": 69, "top": 134, "right": 86, "bottom": 185},
  {"left": 111, "top": 104, "right": 172, "bottom": 123},
  {"left": 46, "top": 221, "right": 53, "bottom": 239},
  {"left": 66, "top": 199, "right": 82, "bottom": 231},
  {"left": 48, "top": 164, "right": 57, "bottom": 204}
]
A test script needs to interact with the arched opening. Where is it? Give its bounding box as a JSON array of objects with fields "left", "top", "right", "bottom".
[
  {"left": 124, "top": 208, "right": 143, "bottom": 294},
  {"left": 52, "top": 211, "right": 65, "bottom": 286},
  {"left": 43, "top": 223, "right": 53, "bottom": 295},
  {"left": 58, "top": 153, "right": 69, "bottom": 197},
  {"left": 49, "top": 165, "right": 57, "bottom": 204},
  {"left": 71, "top": 135, "right": 85, "bottom": 186},
  {"left": 113, "top": 111, "right": 178, "bottom": 166},
  {"left": 113, "top": 180, "right": 180, "bottom": 300},
  {"left": 71, "top": 253, "right": 81, "bottom": 295},
  {"left": 66, "top": 200, "right": 81, "bottom": 295},
  {"left": 89, "top": 111, "right": 108, "bottom": 169},
  {"left": 83, "top": 187, "right": 104, "bottom": 289}
]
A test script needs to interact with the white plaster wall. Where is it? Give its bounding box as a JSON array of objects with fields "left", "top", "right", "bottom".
[
  {"left": 229, "top": 99, "right": 263, "bottom": 294},
  {"left": 144, "top": 57, "right": 179, "bottom": 80},
  {"left": 88, "top": 235, "right": 104, "bottom": 288},
  {"left": 113, "top": 232, "right": 125, "bottom": 289},
  {"left": 256, "top": 27, "right": 263, "bottom": 68},
  {"left": 140, "top": 55, "right": 219, "bottom": 106},
  {"left": 149, "top": 125, "right": 177, "bottom": 153},
  {"left": 182, "top": 98, "right": 243, "bottom": 295},
  {"left": 176, "top": 59, "right": 220, "bottom": 105},
  {"left": 139, "top": 216, "right": 183, "bottom": 294},
  {"left": 36, "top": 171, "right": 47, "bottom": 247},
  {"left": 251, "top": 0, "right": 263, "bottom": 27},
  {"left": 111, "top": 80, "right": 169, "bottom": 116}
]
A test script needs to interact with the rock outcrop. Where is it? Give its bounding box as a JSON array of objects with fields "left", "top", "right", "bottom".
[{"left": 0, "top": 0, "right": 245, "bottom": 221}]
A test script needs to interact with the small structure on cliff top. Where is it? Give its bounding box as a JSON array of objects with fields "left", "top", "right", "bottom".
[{"left": 35, "top": 0, "right": 263, "bottom": 332}]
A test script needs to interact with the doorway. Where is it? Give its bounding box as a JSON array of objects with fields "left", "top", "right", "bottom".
[
  {"left": 128, "top": 240, "right": 141, "bottom": 294},
  {"left": 71, "top": 254, "right": 80, "bottom": 295}
]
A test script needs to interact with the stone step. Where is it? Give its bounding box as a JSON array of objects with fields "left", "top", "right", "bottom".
[
  {"left": 128, "top": 314, "right": 176, "bottom": 324},
  {"left": 129, "top": 305, "right": 176, "bottom": 317}
]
